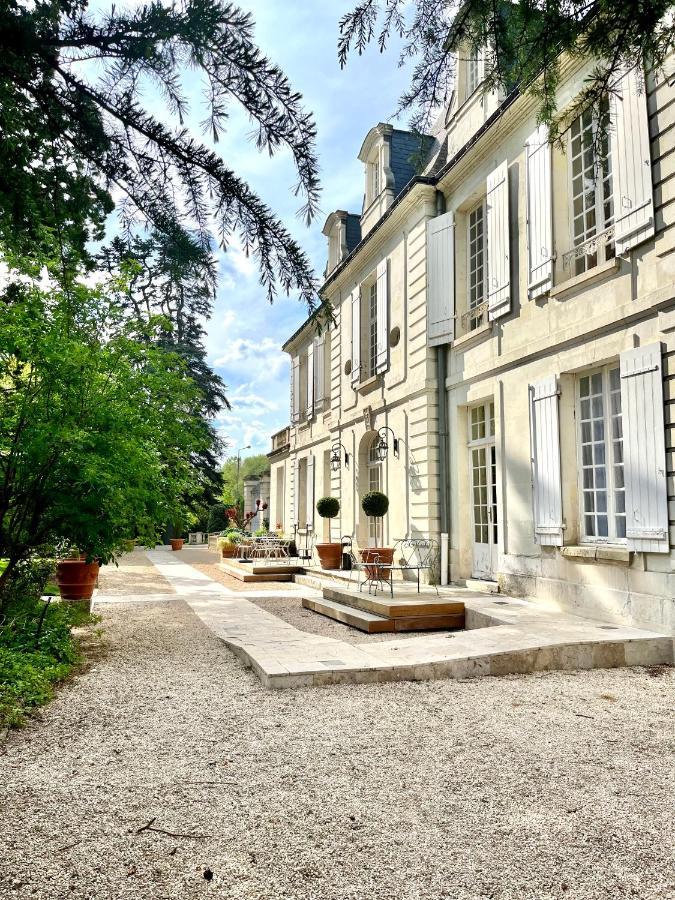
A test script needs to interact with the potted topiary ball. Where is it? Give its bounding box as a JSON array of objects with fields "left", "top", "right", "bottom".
[
  {"left": 315, "top": 497, "right": 341, "bottom": 569},
  {"left": 360, "top": 491, "right": 393, "bottom": 578}
]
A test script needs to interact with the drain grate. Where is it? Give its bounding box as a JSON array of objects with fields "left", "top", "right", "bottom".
[
  {"left": 598, "top": 625, "right": 620, "bottom": 630},
  {"left": 492, "top": 601, "right": 509, "bottom": 606}
]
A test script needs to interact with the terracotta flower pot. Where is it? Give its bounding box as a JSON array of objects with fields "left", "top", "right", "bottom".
[
  {"left": 56, "top": 558, "right": 100, "bottom": 601},
  {"left": 316, "top": 542, "right": 342, "bottom": 570},
  {"left": 360, "top": 546, "right": 394, "bottom": 581},
  {"left": 220, "top": 544, "right": 237, "bottom": 558},
  {"left": 170, "top": 538, "right": 184, "bottom": 551}
]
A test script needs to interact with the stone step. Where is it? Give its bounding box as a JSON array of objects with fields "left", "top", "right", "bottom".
[
  {"left": 219, "top": 560, "right": 296, "bottom": 583},
  {"left": 302, "top": 596, "right": 392, "bottom": 633},
  {"left": 463, "top": 578, "right": 500, "bottom": 594},
  {"left": 323, "top": 586, "right": 465, "bottom": 622},
  {"left": 303, "top": 596, "right": 466, "bottom": 633}
]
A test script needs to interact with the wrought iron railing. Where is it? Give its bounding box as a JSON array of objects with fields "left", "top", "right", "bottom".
[
  {"left": 461, "top": 300, "right": 489, "bottom": 333},
  {"left": 562, "top": 225, "right": 615, "bottom": 272}
]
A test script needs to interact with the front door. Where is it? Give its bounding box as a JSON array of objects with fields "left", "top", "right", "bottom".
[{"left": 468, "top": 402, "right": 498, "bottom": 578}]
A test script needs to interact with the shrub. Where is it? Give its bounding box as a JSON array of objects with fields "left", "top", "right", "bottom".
[
  {"left": 316, "top": 497, "right": 340, "bottom": 519},
  {"left": 361, "top": 491, "right": 389, "bottom": 518},
  {"left": 0, "top": 558, "right": 98, "bottom": 729},
  {"left": 207, "top": 503, "right": 230, "bottom": 533}
]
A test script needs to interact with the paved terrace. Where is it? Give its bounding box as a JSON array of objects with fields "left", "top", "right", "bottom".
[{"left": 109, "top": 550, "right": 675, "bottom": 689}]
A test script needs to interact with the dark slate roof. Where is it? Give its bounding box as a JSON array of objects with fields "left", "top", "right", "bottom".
[
  {"left": 390, "top": 130, "right": 433, "bottom": 196},
  {"left": 345, "top": 214, "right": 361, "bottom": 254}
]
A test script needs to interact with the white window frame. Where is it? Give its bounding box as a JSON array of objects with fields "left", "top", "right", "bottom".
[
  {"left": 368, "top": 281, "right": 378, "bottom": 378},
  {"left": 467, "top": 401, "right": 498, "bottom": 549},
  {"left": 566, "top": 103, "right": 615, "bottom": 276},
  {"left": 466, "top": 200, "right": 488, "bottom": 331},
  {"left": 575, "top": 363, "right": 626, "bottom": 544},
  {"left": 466, "top": 55, "right": 480, "bottom": 99},
  {"left": 367, "top": 437, "right": 383, "bottom": 546}
]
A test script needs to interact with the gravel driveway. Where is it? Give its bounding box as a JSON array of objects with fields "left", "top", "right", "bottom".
[{"left": 0, "top": 555, "right": 673, "bottom": 900}]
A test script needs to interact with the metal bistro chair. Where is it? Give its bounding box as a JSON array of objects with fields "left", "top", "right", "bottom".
[{"left": 350, "top": 538, "right": 440, "bottom": 598}]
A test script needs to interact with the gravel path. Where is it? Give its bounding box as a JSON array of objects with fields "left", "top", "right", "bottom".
[
  {"left": 98, "top": 548, "right": 175, "bottom": 595},
  {"left": 1, "top": 554, "right": 674, "bottom": 900}
]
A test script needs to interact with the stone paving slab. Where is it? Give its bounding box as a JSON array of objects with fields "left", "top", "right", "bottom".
[{"left": 144, "top": 549, "right": 674, "bottom": 689}]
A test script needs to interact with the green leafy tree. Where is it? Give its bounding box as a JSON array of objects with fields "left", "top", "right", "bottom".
[
  {"left": 100, "top": 228, "right": 228, "bottom": 505},
  {"left": 221, "top": 454, "right": 270, "bottom": 509},
  {"left": 0, "top": 0, "right": 320, "bottom": 305},
  {"left": 338, "top": 1, "right": 675, "bottom": 136},
  {"left": 0, "top": 273, "right": 213, "bottom": 597}
]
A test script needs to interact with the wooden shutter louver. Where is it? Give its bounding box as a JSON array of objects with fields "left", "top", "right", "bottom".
[
  {"left": 486, "top": 160, "right": 511, "bottom": 320},
  {"left": 611, "top": 66, "right": 654, "bottom": 255},
  {"left": 351, "top": 288, "right": 361, "bottom": 386},
  {"left": 426, "top": 210, "right": 455, "bottom": 346},
  {"left": 290, "top": 458, "right": 299, "bottom": 526},
  {"left": 290, "top": 356, "right": 300, "bottom": 424},
  {"left": 306, "top": 342, "right": 314, "bottom": 419},
  {"left": 307, "top": 455, "right": 315, "bottom": 529},
  {"left": 314, "top": 334, "right": 324, "bottom": 406},
  {"left": 375, "top": 259, "right": 389, "bottom": 374},
  {"left": 526, "top": 125, "right": 554, "bottom": 299},
  {"left": 530, "top": 375, "right": 564, "bottom": 546},
  {"left": 620, "top": 343, "right": 669, "bottom": 553}
]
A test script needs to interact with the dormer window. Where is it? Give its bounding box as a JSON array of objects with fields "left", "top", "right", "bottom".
[
  {"left": 367, "top": 155, "right": 381, "bottom": 206},
  {"left": 467, "top": 55, "right": 480, "bottom": 97}
]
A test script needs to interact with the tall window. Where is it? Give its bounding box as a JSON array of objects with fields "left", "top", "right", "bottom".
[
  {"left": 368, "top": 159, "right": 380, "bottom": 205},
  {"left": 368, "top": 281, "right": 378, "bottom": 377},
  {"left": 466, "top": 56, "right": 480, "bottom": 98},
  {"left": 577, "top": 365, "right": 625, "bottom": 541},
  {"left": 367, "top": 438, "right": 383, "bottom": 546},
  {"left": 297, "top": 458, "right": 308, "bottom": 528},
  {"left": 569, "top": 102, "right": 614, "bottom": 276},
  {"left": 467, "top": 202, "right": 487, "bottom": 330}
]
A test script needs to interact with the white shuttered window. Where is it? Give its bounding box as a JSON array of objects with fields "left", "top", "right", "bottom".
[
  {"left": 611, "top": 66, "right": 654, "bottom": 256},
  {"left": 375, "top": 258, "right": 389, "bottom": 374},
  {"left": 486, "top": 160, "right": 511, "bottom": 319},
  {"left": 313, "top": 334, "right": 325, "bottom": 406},
  {"left": 306, "top": 455, "right": 315, "bottom": 529},
  {"left": 426, "top": 210, "right": 455, "bottom": 346},
  {"left": 530, "top": 375, "right": 564, "bottom": 546},
  {"left": 306, "top": 342, "right": 314, "bottom": 420},
  {"left": 620, "top": 344, "right": 669, "bottom": 553},
  {"left": 526, "top": 125, "right": 554, "bottom": 298},
  {"left": 290, "top": 356, "right": 300, "bottom": 424},
  {"left": 351, "top": 288, "right": 361, "bottom": 386}
]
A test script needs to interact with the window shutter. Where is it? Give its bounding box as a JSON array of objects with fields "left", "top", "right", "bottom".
[
  {"left": 620, "top": 343, "right": 669, "bottom": 553},
  {"left": 307, "top": 455, "right": 315, "bottom": 529},
  {"left": 486, "top": 160, "right": 511, "bottom": 320},
  {"left": 426, "top": 210, "right": 455, "bottom": 346},
  {"left": 529, "top": 375, "right": 564, "bottom": 546},
  {"left": 610, "top": 66, "right": 654, "bottom": 255},
  {"left": 526, "top": 125, "right": 553, "bottom": 299},
  {"left": 375, "top": 258, "right": 389, "bottom": 374},
  {"left": 314, "top": 334, "right": 324, "bottom": 405},
  {"left": 351, "top": 287, "right": 361, "bottom": 386},
  {"left": 290, "top": 356, "right": 300, "bottom": 424},
  {"left": 306, "top": 342, "right": 314, "bottom": 419},
  {"left": 290, "top": 458, "right": 299, "bottom": 526}
]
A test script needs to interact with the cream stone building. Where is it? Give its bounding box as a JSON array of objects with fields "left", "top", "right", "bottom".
[{"left": 269, "top": 40, "right": 675, "bottom": 633}]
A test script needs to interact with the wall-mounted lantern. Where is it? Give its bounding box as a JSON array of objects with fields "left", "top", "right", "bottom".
[
  {"left": 330, "top": 441, "right": 350, "bottom": 472},
  {"left": 376, "top": 426, "right": 399, "bottom": 462}
]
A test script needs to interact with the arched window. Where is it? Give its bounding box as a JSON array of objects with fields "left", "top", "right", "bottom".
[{"left": 367, "top": 436, "right": 383, "bottom": 546}]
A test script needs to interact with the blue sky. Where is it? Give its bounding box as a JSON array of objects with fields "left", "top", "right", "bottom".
[{"left": 201, "top": 1, "right": 412, "bottom": 460}]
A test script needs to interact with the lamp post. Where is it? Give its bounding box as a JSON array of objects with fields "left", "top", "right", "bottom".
[{"left": 236, "top": 444, "right": 251, "bottom": 516}]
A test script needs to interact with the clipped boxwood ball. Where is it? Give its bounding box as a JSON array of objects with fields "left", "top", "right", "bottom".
[
  {"left": 316, "top": 496, "right": 340, "bottom": 518},
  {"left": 361, "top": 490, "right": 389, "bottom": 518}
]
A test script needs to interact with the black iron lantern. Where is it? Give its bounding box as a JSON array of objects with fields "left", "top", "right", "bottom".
[
  {"left": 376, "top": 426, "right": 399, "bottom": 461},
  {"left": 330, "top": 441, "right": 349, "bottom": 471}
]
